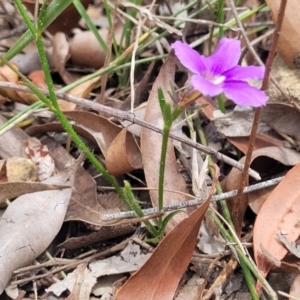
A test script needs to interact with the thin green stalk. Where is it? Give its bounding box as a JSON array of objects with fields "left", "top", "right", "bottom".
[
  {"left": 158, "top": 125, "right": 169, "bottom": 210},
  {"left": 103, "top": 0, "right": 119, "bottom": 56},
  {"left": 3, "top": 0, "right": 73, "bottom": 61},
  {"left": 207, "top": 209, "right": 260, "bottom": 299},
  {"left": 118, "top": 0, "right": 143, "bottom": 88},
  {"left": 217, "top": 0, "right": 224, "bottom": 38},
  {"left": 196, "top": 116, "right": 271, "bottom": 299},
  {"left": 14, "top": 0, "right": 125, "bottom": 200},
  {"left": 216, "top": 0, "right": 225, "bottom": 110},
  {"left": 123, "top": 182, "right": 158, "bottom": 236},
  {"left": 195, "top": 117, "right": 234, "bottom": 228},
  {"left": 73, "top": 0, "right": 107, "bottom": 53}
]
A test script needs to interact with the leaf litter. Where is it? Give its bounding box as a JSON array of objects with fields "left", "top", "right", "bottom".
[{"left": 1, "top": 1, "right": 300, "bottom": 299}]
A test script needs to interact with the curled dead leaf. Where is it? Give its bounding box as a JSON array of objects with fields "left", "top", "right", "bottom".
[
  {"left": 106, "top": 128, "right": 142, "bottom": 176},
  {"left": 253, "top": 163, "right": 300, "bottom": 281}
]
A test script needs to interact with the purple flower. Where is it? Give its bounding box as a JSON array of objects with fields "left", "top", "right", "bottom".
[{"left": 171, "top": 38, "right": 268, "bottom": 107}]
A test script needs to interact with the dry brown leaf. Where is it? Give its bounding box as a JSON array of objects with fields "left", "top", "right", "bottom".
[
  {"left": 41, "top": 136, "right": 123, "bottom": 226},
  {"left": 265, "top": 0, "right": 300, "bottom": 69},
  {"left": 115, "top": 171, "right": 215, "bottom": 300},
  {"left": 253, "top": 163, "right": 300, "bottom": 283},
  {"left": 140, "top": 53, "right": 189, "bottom": 232},
  {"left": 64, "top": 111, "right": 122, "bottom": 157},
  {"left": 0, "top": 182, "right": 70, "bottom": 204},
  {"left": 70, "top": 29, "right": 108, "bottom": 69},
  {"left": 0, "top": 157, "right": 80, "bottom": 294},
  {"left": 26, "top": 111, "right": 122, "bottom": 157},
  {"left": 228, "top": 133, "right": 284, "bottom": 154},
  {"left": 106, "top": 128, "right": 142, "bottom": 176}
]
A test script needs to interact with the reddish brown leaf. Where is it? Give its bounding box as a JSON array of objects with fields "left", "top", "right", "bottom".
[
  {"left": 228, "top": 133, "right": 284, "bottom": 155},
  {"left": 253, "top": 163, "right": 300, "bottom": 282},
  {"left": 265, "top": 0, "right": 300, "bottom": 68},
  {"left": 223, "top": 147, "right": 300, "bottom": 234},
  {"left": 115, "top": 167, "right": 218, "bottom": 300},
  {"left": 106, "top": 128, "right": 142, "bottom": 176}
]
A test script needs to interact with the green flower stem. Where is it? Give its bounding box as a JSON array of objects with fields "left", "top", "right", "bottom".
[
  {"left": 217, "top": 0, "right": 225, "bottom": 38},
  {"left": 207, "top": 209, "right": 259, "bottom": 300},
  {"left": 217, "top": 94, "right": 226, "bottom": 113},
  {"left": 123, "top": 182, "right": 158, "bottom": 236},
  {"left": 4, "top": 0, "right": 73, "bottom": 62},
  {"left": 14, "top": 0, "right": 125, "bottom": 201},
  {"left": 195, "top": 117, "right": 234, "bottom": 228},
  {"left": 159, "top": 125, "right": 170, "bottom": 210},
  {"left": 73, "top": 0, "right": 107, "bottom": 53},
  {"left": 208, "top": 208, "right": 277, "bottom": 299}
]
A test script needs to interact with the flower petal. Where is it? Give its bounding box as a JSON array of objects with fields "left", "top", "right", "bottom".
[
  {"left": 223, "top": 65, "right": 265, "bottom": 80},
  {"left": 171, "top": 41, "right": 210, "bottom": 74},
  {"left": 223, "top": 80, "right": 268, "bottom": 107},
  {"left": 208, "top": 38, "right": 241, "bottom": 75},
  {"left": 191, "top": 74, "right": 223, "bottom": 97}
]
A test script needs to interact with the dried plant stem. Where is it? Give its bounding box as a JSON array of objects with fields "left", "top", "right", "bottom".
[
  {"left": 0, "top": 82, "right": 261, "bottom": 180},
  {"left": 101, "top": 176, "right": 283, "bottom": 220},
  {"left": 229, "top": 0, "right": 287, "bottom": 236}
]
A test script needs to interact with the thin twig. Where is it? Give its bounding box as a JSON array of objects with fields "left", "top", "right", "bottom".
[
  {"left": 101, "top": 176, "right": 283, "bottom": 220},
  {"left": 229, "top": 0, "right": 287, "bottom": 236},
  {"left": 0, "top": 82, "right": 261, "bottom": 180},
  {"left": 12, "top": 238, "right": 130, "bottom": 286}
]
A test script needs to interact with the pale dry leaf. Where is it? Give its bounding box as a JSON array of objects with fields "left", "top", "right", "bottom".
[
  {"left": 89, "top": 241, "right": 150, "bottom": 277},
  {"left": 0, "top": 115, "right": 28, "bottom": 158},
  {"left": 0, "top": 159, "right": 79, "bottom": 294},
  {"left": 277, "top": 233, "right": 300, "bottom": 259},
  {"left": 91, "top": 274, "right": 124, "bottom": 298},
  {"left": 213, "top": 106, "right": 270, "bottom": 137},
  {"left": 140, "top": 53, "right": 189, "bottom": 231},
  {"left": 46, "top": 263, "right": 97, "bottom": 299},
  {"left": 175, "top": 275, "right": 206, "bottom": 300}
]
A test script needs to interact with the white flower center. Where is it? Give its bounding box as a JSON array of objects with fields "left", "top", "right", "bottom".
[{"left": 211, "top": 75, "right": 226, "bottom": 85}]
